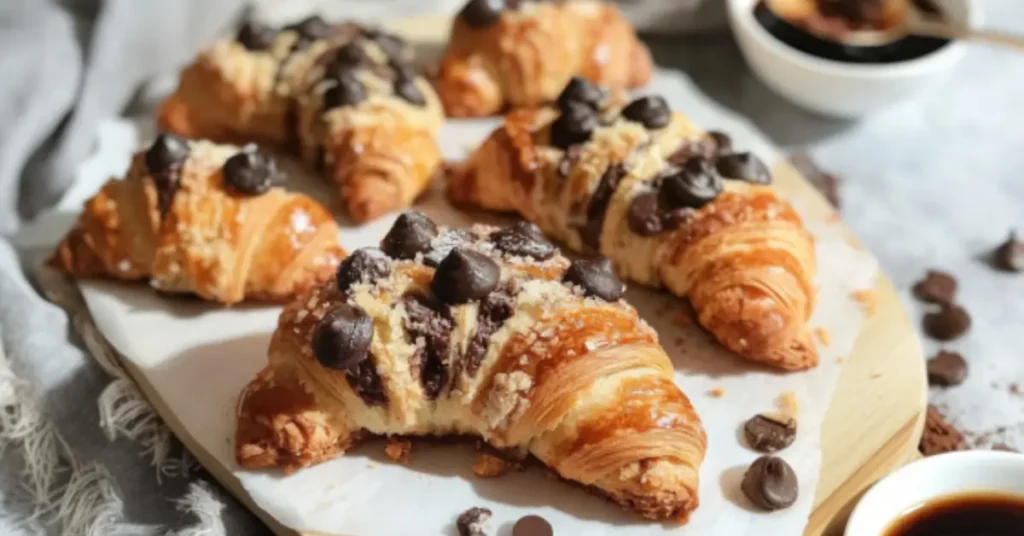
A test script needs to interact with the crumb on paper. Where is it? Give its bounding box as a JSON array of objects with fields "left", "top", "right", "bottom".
[
  {"left": 673, "top": 310, "right": 694, "bottom": 327},
  {"left": 776, "top": 391, "right": 799, "bottom": 419},
  {"left": 1011, "top": 383, "right": 1020, "bottom": 396},
  {"left": 674, "top": 336, "right": 684, "bottom": 347},
  {"left": 834, "top": 356, "right": 846, "bottom": 364},
  {"left": 852, "top": 289, "right": 878, "bottom": 316},
  {"left": 920, "top": 405, "right": 965, "bottom": 456},
  {"left": 813, "top": 327, "right": 832, "bottom": 347},
  {"left": 870, "top": 372, "right": 883, "bottom": 379},
  {"left": 472, "top": 454, "right": 510, "bottom": 478},
  {"left": 707, "top": 387, "right": 726, "bottom": 398},
  {"left": 385, "top": 438, "right": 412, "bottom": 465},
  {"left": 827, "top": 213, "right": 842, "bottom": 223},
  {"left": 655, "top": 301, "right": 672, "bottom": 315}
]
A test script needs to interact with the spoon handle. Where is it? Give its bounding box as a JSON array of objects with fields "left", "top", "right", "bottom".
[{"left": 909, "top": 19, "right": 1024, "bottom": 51}]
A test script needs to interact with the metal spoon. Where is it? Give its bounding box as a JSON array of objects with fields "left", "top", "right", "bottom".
[{"left": 767, "top": 0, "right": 1024, "bottom": 50}]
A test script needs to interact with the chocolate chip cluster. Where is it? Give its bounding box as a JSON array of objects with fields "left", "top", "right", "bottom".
[{"left": 311, "top": 212, "right": 627, "bottom": 402}]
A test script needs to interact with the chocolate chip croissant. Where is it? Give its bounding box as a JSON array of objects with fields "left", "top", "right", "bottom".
[
  {"left": 436, "top": 0, "right": 653, "bottom": 117},
  {"left": 449, "top": 79, "right": 819, "bottom": 370},
  {"left": 50, "top": 135, "right": 346, "bottom": 305},
  {"left": 158, "top": 16, "right": 443, "bottom": 222},
  {"left": 236, "top": 212, "right": 707, "bottom": 521}
]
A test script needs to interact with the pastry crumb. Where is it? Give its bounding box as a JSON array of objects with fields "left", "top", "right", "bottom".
[
  {"left": 673, "top": 336, "right": 684, "bottom": 347},
  {"left": 834, "top": 356, "right": 846, "bottom": 364},
  {"left": 707, "top": 387, "right": 726, "bottom": 398},
  {"left": 472, "top": 454, "right": 510, "bottom": 478},
  {"left": 776, "top": 391, "right": 799, "bottom": 419},
  {"left": 870, "top": 372, "right": 883, "bottom": 379},
  {"left": 813, "top": 327, "right": 832, "bottom": 346},
  {"left": 385, "top": 438, "right": 412, "bottom": 465},
  {"left": 852, "top": 289, "right": 878, "bottom": 316},
  {"left": 672, "top": 309, "right": 693, "bottom": 326}
]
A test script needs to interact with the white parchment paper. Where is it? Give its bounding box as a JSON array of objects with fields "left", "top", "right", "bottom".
[{"left": 75, "top": 70, "right": 877, "bottom": 535}]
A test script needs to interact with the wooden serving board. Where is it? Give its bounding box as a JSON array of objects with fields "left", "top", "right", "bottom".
[{"left": 49, "top": 17, "right": 926, "bottom": 536}]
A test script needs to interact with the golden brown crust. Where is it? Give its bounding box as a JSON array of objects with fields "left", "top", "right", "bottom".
[
  {"left": 437, "top": 1, "right": 652, "bottom": 117},
  {"left": 159, "top": 22, "right": 444, "bottom": 222},
  {"left": 235, "top": 221, "right": 706, "bottom": 521},
  {"left": 51, "top": 140, "right": 346, "bottom": 305},
  {"left": 448, "top": 107, "right": 819, "bottom": 370}
]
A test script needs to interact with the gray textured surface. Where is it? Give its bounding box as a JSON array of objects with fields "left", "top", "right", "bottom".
[{"left": 646, "top": 2, "right": 1024, "bottom": 448}]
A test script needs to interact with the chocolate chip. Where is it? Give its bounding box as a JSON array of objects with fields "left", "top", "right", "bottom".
[
  {"left": 403, "top": 295, "right": 454, "bottom": 399},
  {"left": 363, "top": 28, "right": 407, "bottom": 61},
  {"left": 146, "top": 134, "right": 189, "bottom": 174},
  {"left": 313, "top": 304, "right": 374, "bottom": 372},
  {"left": 381, "top": 211, "right": 439, "bottom": 260},
  {"left": 994, "top": 231, "right": 1024, "bottom": 272},
  {"left": 919, "top": 405, "right": 964, "bottom": 456},
  {"left": 627, "top": 191, "right": 663, "bottom": 236},
  {"left": 744, "top": 414, "right": 797, "bottom": 453},
  {"left": 716, "top": 152, "right": 772, "bottom": 185},
  {"left": 557, "top": 76, "right": 605, "bottom": 111},
  {"left": 424, "top": 229, "right": 476, "bottom": 267},
  {"left": 459, "top": 0, "right": 506, "bottom": 29},
  {"left": 923, "top": 303, "right": 971, "bottom": 341},
  {"left": 912, "top": 270, "right": 957, "bottom": 304},
  {"left": 563, "top": 257, "right": 624, "bottom": 301},
  {"left": 490, "top": 221, "right": 555, "bottom": 260},
  {"left": 789, "top": 153, "right": 841, "bottom": 209},
  {"left": 433, "top": 249, "right": 501, "bottom": 304},
  {"left": 331, "top": 43, "right": 368, "bottom": 69},
  {"left": 347, "top": 358, "right": 388, "bottom": 407},
  {"left": 621, "top": 95, "right": 671, "bottom": 130},
  {"left": 323, "top": 72, "right": 367, "bottom": 110},
  {"left": 708, "top": 131, "right": 733, "bottom": 155},
  {"left": 222, "top": 150, "right": 279, "bottom": 196},
  {"left": 464, "top": 291, "right": 514, "bottom": 376},
  {"left": 236, "top": 21, "right": 277, "bottom": 51},
  {"left": 286, "top": 15, "right": 332, "bottom": 41},
  {"left": 512, "top": 515, "right": 552, "bottom": 536},
  {"left": 581, "top": 163, "right": 625, "bottom": 249},
  {"left": 456, "top": 507, "right": 492, "bottom": 536},
  {"left": 394, "top": 70, "right": 426, "bottom": 106},
  {"left": 336, "top": 248, "right": 391, "bottom": 292},
  {"left": 659, "top": 157, "right": 723, "bottom": 209},
  {"left": 550, "top": 101, "right": 597, "bottom": 150},
  {"left": 742, "top": 456, "right": 798, "bottom": 511},
  {"left": 927, "top": 350, "right": 967, "bottom": 387},
  {"left": 557, "top": 145, "right": 581, "bottom": 179}
]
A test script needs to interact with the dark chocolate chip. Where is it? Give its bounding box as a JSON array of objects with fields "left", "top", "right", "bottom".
[
  {"left": 464, "top": 291, "right": 514, "bottom": 376},
  {"left": 661, "top": 206, "right": 697, "bottom": 230},
  {"left": 222, "top": 150, "right": 279, "bottom": 196},
  {"left": 512, "top": 515, "right": 552, "bottom": 536},
  {"left": 146, "top": 134, "right": 190, "bottom": 174},
  {"left": 381, "top": 211, "right": 439, "bottom": 260},
  {"left": 432, "top": 249, "right": 501, "bottom": 304},
  {"left": 923, "top": 303, "right": 971, "bottom": 341},
  {"left": 550, "top": 101, "right": 597, "bottom": 150},
  {"left": 403, "top": 295, "right": 454, "bottom": 399},
  {"left": 912, "top": 270, "right": 957, "bottom": 304},
  {"left": 659, "top": 157, "right": 723, "bottom": 209},
  {"left": 708, "top": 130, "right": 733, "bottom": 155},
  {"left": 331, "top": 43, "right": 368, "bottom": 69},
  {"left": 716, "top": 152, "right": 772, "bottom": 185},
  {"left": 490, "top": 221, "right": 555, "bottom": 260},
  {"left": 313, "top": 304, "right": 374, "bottom": 372},
  {"left": 323, "top": 72, "right": 367, "bottom": 110},
  {"left": 563, "top": 257, "right": 624, "bottom": 302},
  {"left": 459, "top": 0, "right": 506, "bottom": 29},
  {"left": 363, "top": 28, "right": 407, "bottom": 61},
  {"left": 557, "top": 76, "right": 605, "bottom": 111},
  {"left": 456, "top": 507, "right": 492, "bottom": 536},
  {"left": 627, "top": 191, "right": 664, "bottom": 236},
  {"left": 927, "top": 350, "right": 967, "bottom": 387},
  {"left": 286, "top": 15, "right": 332, "bottom": 40},
  {"left": 557, "top": 145, "right": 581, "bottom": 179},
  {"left": 744, "top": 414, "right": 797, "bottom": 453},
  {"left": 394, "top": 70, "right": 426, "bottom": 106},
  {"left": 581, "top": 163, "right": 626, "bottom": 249},
  {"left": 336, "top": 248, "right": 391, "bottom": 292},
  {"left": 424, "top": 229, "right": 476, "bottom": 268},
  {"left": 236, "top": 21, "right": 277, "bottom": 51},
  {"left": 994, "top": 231, "right": 1024, "bottom": 272},
  {"left": 346, "top": 358, "right": 388, "bottom": 407},
  {"left": 742, "top": 456, "right": 798, "bottom": 511},
  {"left": 621, "top": 95, "right": 671, "bottom": 130}
]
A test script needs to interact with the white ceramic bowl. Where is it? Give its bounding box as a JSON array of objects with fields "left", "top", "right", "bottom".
[
  {"left": 726, "top": 0, "right": 979, "bottom": 118},
  {"left": 845, "top": 450, "right": 1024, "bottom": 535}
]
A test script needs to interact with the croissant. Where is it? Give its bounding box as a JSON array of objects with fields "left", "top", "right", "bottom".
[
  {"left": 449, "top": 80, "right": 819, "bottom": 370},
  {"left": 158, "top": 16, "right": 443, "bottom": 222},
  {"left": 50, "top": 135, "right": 346, "bottom": 305},
  {"left": 436, "top": 0, "right": 653, "bottom": 117},
  {"left": 236, "top": 212, "right": 707, "bottom": 521}
]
